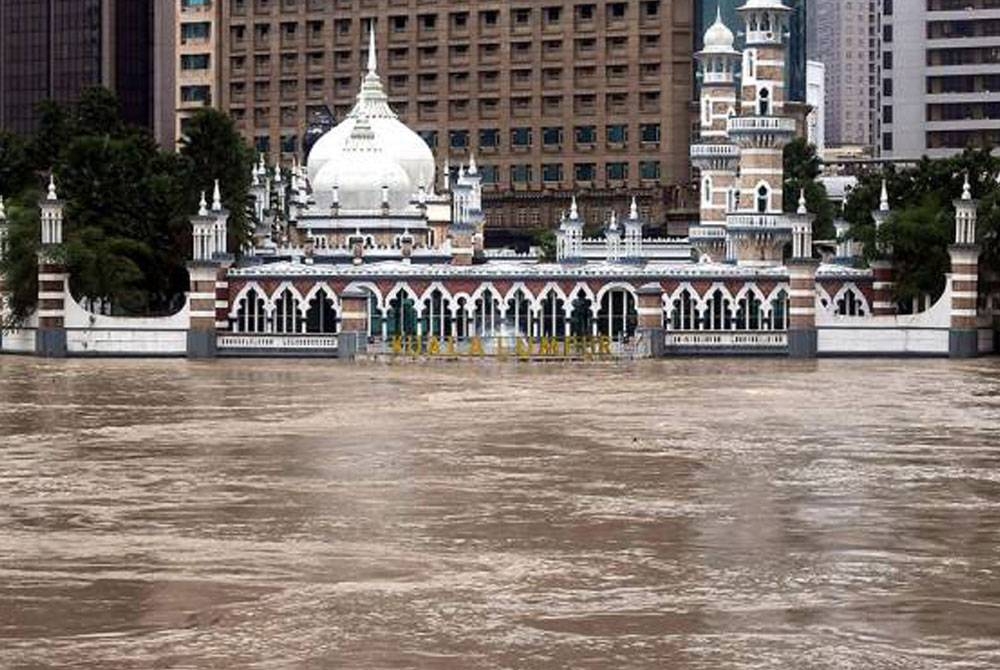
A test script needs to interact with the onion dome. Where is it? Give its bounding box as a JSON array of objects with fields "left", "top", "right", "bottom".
[
  {"left": 307, "top": 26, "right": 434, "bottom": 194},
  {"left": 312, "top": 113, "right": 413, "bottom": 213}
]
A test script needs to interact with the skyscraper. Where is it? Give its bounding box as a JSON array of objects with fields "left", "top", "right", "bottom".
[
  {"left": 808, "top": 0, "right": 880, "bottom": 150},
  {"left": 881, "top": 0, "right": 1000, "bottom": 159},
  {"left": 0, "top": 0, "right": 174, "bottom": 143}
]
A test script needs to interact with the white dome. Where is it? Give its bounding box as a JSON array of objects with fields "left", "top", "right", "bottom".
[
  {"left": 307, "top": 28, "right": 435, "bottom": 192},
  {"left": 701, "top": 8, "right": 738, "bottom": 54},
  {"left": 312, "top": 116, "right": 415, "bottom": 212}
]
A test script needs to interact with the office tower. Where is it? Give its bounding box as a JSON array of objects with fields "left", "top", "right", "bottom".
[
  {"left": 0, "top": 0, "right": 175, "bottom": 145},
  {"left": 219, "top": 1, "right": 696, "bottom": 232},
  {"left": 882, "top": 0, "right": 1000, "bottom": 159},
  {"left": 174, "top": 0, "right": 220, "bottom": 144},
  {"left": 808, "top": 0, "right": 879, "bottom": 150}
]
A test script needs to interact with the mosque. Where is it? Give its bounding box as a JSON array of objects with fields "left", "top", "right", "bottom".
[{"left": 0, "top": 0, "right": 994, "bottom": 360}]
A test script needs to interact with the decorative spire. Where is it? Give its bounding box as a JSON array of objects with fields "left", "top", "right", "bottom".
[
  {"left": 212, "top": 179, "right": 223, "bottom": 211},
  {"left": 797, "top": 189, "right": 807, "bottom": 215},
  {"left": 198, "top": 191, "right": 208, "bottom": 216},
  {"left": 879, "top": 179, "right": 890, "bottom": 212},
  {"left": 47, "top": 174, "right": 58, "bottom": 201},
  {"left": 630, "top": 196, "right": 639, "bottom": 220},
  {"left": 468, "top": 152, "right": 478, "bottom": 175},
  {"left": 442, "top": 158, "right": 450, "bottom": 191},
  {"left": 367, "top": 21, "right": 378, "bottom": 76},
  {"left": 570, "top": 195, "right": 579, "bottom": 220},
  {"left": 608, "top": 211, "right": 619, "bottom": 231},
  {"left": 274, "top": 165, "right": 282, "bottom": 185},
  {"left": 962, "top": 173, "right": 972, "bottom": 201}
]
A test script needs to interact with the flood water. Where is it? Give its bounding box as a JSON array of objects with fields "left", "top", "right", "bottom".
[{"left": 1, "top": 357, "right": 999, "bottom": 669}]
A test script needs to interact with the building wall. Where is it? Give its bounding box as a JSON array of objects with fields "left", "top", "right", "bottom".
[
  {"left": 0, "top": 0, "right": 173, "bottom": 145},
  {"left": 809, "top": 0, "right": 878, "bottom": 149},
  {"left": 218, "top": 0, "right": 696, "bottom": 231},
  {"left": 806, "top": 60, "right": 826, "bottom": 154},
  {"left": 0, "top": 0, "right": 105, "bottom": 135},
  {"left": 882, "top": 0, "right": 1000, "bottom": 159},
  {"left": 174, "top": 0, "right": 220, "bottom": 143}
]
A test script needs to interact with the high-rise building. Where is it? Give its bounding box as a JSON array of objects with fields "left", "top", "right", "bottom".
[
  {"left": 881, "top": 0, "right": 1000, "bottom": 159},
  {"left": 694, "top": 0, "right": 808, "bottom": 103},
  {"left": 174, "top": 0, "right": 220, "bottom": 144},
  {"left": 0, "top": 0, "right": 175, "bottom": 144},
  {"left": 217, "top": 0, "right": 696, "bottom": 233},
  {"left": 807, "top": 0, "right": 880, "bottom": 150}
]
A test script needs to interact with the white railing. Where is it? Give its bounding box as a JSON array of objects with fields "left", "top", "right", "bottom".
[
  {"left": 665, "top": 331, "right": 788, "bottom": 348},
  {"left": 726, "top": 214, "right": 791, "bottom": 230},
  {"left": 727, "top": 116, "right": 797, "bottom": 134},
  {"left": 690, "top": 144, "right": 740, "bottom": 158},
  {"left": 218, "top": 334, "right": 339, "bottom": 350},
  {"left": 689, "top": 226, "right": 727, "bottom": 239}
]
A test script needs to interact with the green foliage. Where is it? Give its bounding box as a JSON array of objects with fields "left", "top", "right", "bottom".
[
  {"left": 179, "top": 109, "right": 255, "bottom": 251},
  {"left": 878, "top": 195, "right": 952, "bottom": 304},
  {"left": 783, "top": 138, "right": 835, "bottom": 241},
  {"left": 534, "top": 229, "right": 557, "bottom": 261},
  {"left": 0, "top": 194, "right": 40, "bottom": 327},
  {"left": 0, "top": 132, "right": 31, "bottom": 196},
  {"left": 1, "top": 88, "right": 254, "bottom": 321},
  {"left": 843, "top": 147, "right": 1000, "bottom": 301}
]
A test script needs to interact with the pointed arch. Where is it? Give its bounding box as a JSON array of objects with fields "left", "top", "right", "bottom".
[{"left": 833, "top": 283, "right": 871, "bottom": 317}]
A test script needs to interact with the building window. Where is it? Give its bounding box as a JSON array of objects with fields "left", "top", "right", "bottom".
[
  {"left": 607, "top": 124, "right": 628, "bottom": 144},
  {"left": 181, "top": 54, "right": 210, "bottom": 70},
  {"left": 640, "top": 161, "right": 661, "bottom": 181},
  {"left": 449, "top": 130, "right": 469, "bottom": 149},
  {"left": 640, "top": 124, "right": 661, "bottom": 143},
  {"left": 756, "top": 184, "right": 770, "bottom": 213},
  {"left": 479, "top": 128, "right": 500, "bottom": 148},
  {"left": 419, "top": 130, "right": 438, "bottom": 149},
  {"left": 607, "top": 162, "right": 628, "bottom": 181},
  {"left": 542, "top": 127, "right": 563, "bottom": 147},
  {"left": 511, "top": 164, "right": 532, "bottom": 183},
  {"left": 511, "top": 127, "right": 532, "bottom": 147},
  {"left": 575, "top": 163, "right": 596, "bottom": 182},
  {"left": 575, "top": 125, "right": 597, "bottom": 145},
  {"left": 542, "top": 164, "right": 563, "bottom": 183}
]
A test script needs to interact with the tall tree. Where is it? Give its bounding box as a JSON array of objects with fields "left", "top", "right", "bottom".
[
  {"left": 783, "top": 138, "right": 835, "bottom": 241},
  {"left": 178, "top": 109, "right": 255, "bottom": 252},
  {"left": 0, "top": 194, "right": 41, "bottom": 326}
]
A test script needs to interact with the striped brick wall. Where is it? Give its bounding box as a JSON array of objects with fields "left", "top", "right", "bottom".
[
  {"left": 37, "top": 262, "right": 67, "bottom": 329},
  {"left": 870, "top": 260, "right": 896, "bottom": 316},
  {"left": 950, "top": 248, "right": 980, "bottom": 331}
]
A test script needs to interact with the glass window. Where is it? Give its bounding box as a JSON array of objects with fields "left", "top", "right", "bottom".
[
  {"left": 479, "top": 128, "right": 500, "bottom": 147},
  {"left": 542, "top": 164, "right": 563, "bottom": 183},
  {"left": 511, "top": 127, "right": 532, "bottom": 146},
  {"left": 607, "top": 124, "right": 628, "bottom": 144},
  {"left": 575, "top": 163, "right": 596, "bottom": 182},
  {"left": 606, "top": 162, "right": 628, "bottom": 180},
  {"left": 640, "top": 124, "right": 661, "bottom": 143},
  {"left": 511, "top": 164, "right": 533, "bottom": 183},
  {"left": 542, "top": 127, "right": 563, "bottom": 146},
  {"left": 449, "top": 130, "right": 469, "bottom": 148},
  {"left": 575, "top": 125, "right": 597, "bottom": 144}
]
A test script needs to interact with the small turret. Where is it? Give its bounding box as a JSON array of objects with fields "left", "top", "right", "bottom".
[
  {"left": 40, "top": 175, "right": 64, "bottom": 246},
  {"left": 954, "top": 173, "right": 978, "bottom": 246}
]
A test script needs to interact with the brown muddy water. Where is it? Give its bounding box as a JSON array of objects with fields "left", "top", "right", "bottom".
[{"left": 1, "top": 357, "right": 999, "bottom": 669}]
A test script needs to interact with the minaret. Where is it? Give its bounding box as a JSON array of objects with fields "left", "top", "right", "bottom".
[
  {"left": 37, "top": 175, "right": 68, "bottom": 357},
  {"left": 557, "top": 196, "right": 584, "bottom": 263},
  {"left": 187, "top": 185, "right": 228, "bottom": 358},
  {"left": 605, "top": 211, "right": 622, "bottom": 262},
  {"left": 870, "top": 179, "right": 896, "bottom": 316},
  {"left": 691, "top": 8, "right": 741, "bottom": 261},
  {"left": 949, "top": 174, "right": 981, "bottom": 358},
  {"left": 726, "top": 0, "right": 797, "bottom": 266},
  {"left": 787, "top": 190, "right": 820, "bottom": 359},
  {"left": 623, "top": 196, "right": 644, "bottom": 263}
]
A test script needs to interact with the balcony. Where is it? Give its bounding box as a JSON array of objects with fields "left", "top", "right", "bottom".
[
  {"left": 726, "top": 214, "right": 791, "bottom": 231},
  {"left": 688, "top": 226, "right": 726, "bottom": 241},
  {"left": 726, "top": 116, "right": 797, "bottom": 135}
]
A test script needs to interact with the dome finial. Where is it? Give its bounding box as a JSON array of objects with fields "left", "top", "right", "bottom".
[
  {"left": 198, "top": 191, "right": 208, "bottom": 216},
  {"left": 367, "top": 21, "right": 378, "bottom": 76},
  {"left": 47, "top": 174, "right": 58, "bottom": 201},
  {"left": 630, "top": 196, "right": 639, "bottom": 220},
  {"left": 879, "top": 179, "right": 890, "bottom": 212},
  {"left": 797, "top": 189, "right": 807, "bottom": 215},
  {"left": 212, "top": 179, "right": 223, "bottom": 211},
  {"left": 570, "top": 195, "right": 579, "bottom": 220},
  {"left": 962, "top": 172, "right": 972, "bottom": 201}
]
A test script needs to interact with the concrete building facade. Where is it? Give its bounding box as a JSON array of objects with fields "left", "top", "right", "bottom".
[
  {"left": 808, "top": 0, "right": 880, "bottom": 150},
  {"left": 215, "top": 0, "right": 696, "bottom": 235},
  {"left": 0, "top": 0, "right": 176, "bottom": 144},
  {"left": 882, "top": 0, "right": 1000, "bottom": 159}
]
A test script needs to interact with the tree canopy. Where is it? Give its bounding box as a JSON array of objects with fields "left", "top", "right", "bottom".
[
  {"left": 783, "top": 137, "right": 836, "bottom": 242},
  {"left": 0, "top": 88, "right": 254, "bottom": 324},
  {"left": 842, "top": 147, "right": 1000, "bottom": 304}
]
